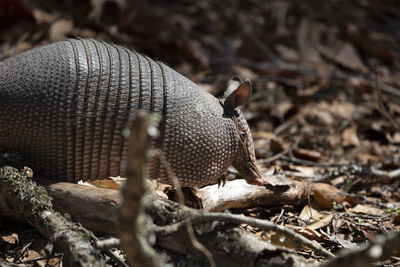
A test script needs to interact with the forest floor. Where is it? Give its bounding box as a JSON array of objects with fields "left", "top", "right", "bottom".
[{"left": 1, "top": 0, "right": 400, "bottom": 266}]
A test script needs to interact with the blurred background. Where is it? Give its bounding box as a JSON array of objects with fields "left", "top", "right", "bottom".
[
  {"left": 2, "top": 1, "right": 400, "bottom": 263},
  {"left": 1, "top": 0, "right": 400, "bottom": 168}
]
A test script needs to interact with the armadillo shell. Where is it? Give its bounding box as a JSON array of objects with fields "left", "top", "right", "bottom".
[{"left": 0, "top": 38, "right": 238, "bottom": 187}]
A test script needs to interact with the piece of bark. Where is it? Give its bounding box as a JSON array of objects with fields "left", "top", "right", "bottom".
[
  {"left": 0, "top": 166, "right": 106, "bottom": 266},
  {"left": 198, "top": 175, "right": 308, "bottom": 212}
]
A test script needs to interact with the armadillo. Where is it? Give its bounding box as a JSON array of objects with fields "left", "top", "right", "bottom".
[{"left": 0, "top": 38, "right": 263, "bottom": 187}]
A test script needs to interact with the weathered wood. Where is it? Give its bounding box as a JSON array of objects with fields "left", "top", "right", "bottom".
[
  {"left": 0, "top": 166, "right": 106, "bottom": 266},
  {"left": 198, "top": 176, "right": 308, "bottom": 212},
  {"left": 47, "top": 182, "right": 120, "bottom": 233},
  {"left": 2, "top": 177, "right": 311, "bottom": 231}
]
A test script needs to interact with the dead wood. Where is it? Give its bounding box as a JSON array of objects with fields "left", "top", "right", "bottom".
[
  {"left": 46, "top": 182, "right": 120, "bottom": 233},
  {"left": 148, "top": 195, "right": 333, "bottom": 259},
  {"left": 0, "top": 166, "right": 106, "bottom": 266},
  {"left": 198, "top": 174, "right": 308, "bottom": 212},
  {"left": 1, "top": 176, "right": 310, "bottom": 231},
  {"left": 1, "top": 174, "right": 314, "bottom": 232}
]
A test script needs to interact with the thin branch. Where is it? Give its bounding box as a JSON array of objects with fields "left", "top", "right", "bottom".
[
  {"left": 154, "top": 212, "right": 335, "bottom": 258},
  {"left": 119, "top": 111, "right": 165, "bottom": 267}
]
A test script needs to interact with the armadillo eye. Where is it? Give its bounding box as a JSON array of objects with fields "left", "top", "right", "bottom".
[{"left": 240, "top": 131, "right": 246, "bottom": 140}]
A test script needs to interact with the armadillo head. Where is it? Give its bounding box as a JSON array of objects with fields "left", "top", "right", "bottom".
[{"left": 221, "top": 76, "right": 263, "bottom": 186}]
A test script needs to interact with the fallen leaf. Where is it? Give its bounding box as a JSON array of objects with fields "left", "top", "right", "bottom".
[
  {"left": 299, "top": 205, "right": 320, "bottom": 221},
  {"left": 342, "top": 125, "right": 360, "bottom": 147},
  {"left": 49, "top": 19, "right": 74, "bottom": 42},
  {"left": 307, "top": 214, "right": 334, "bottom": 230},
  {"left": 1, "top": 233, "right": 19, "bottom": 245},
  {"left": 330, "top": 234, "right": 359, "bottom": 249},
  {"left": 347, "top": 204, "right": 384, "bottom": 216},
  {"left": 270, "top": 138, "right": 285, "bottom": 154},
  {"left": 272, "top": 100, "right": 293, "bottom": 121},
  {"left": 304, "top": 106, "right": 334, "bottom": 126},
  {"left": 332, "top": 217, "right": 345, "bottom": 232},
  {"left": 89, "top": 178, "right": 120, "bottom": 190},
  {"left": 231, "top": 65, "right": 258, "bottom": 80},
  {"left": 275, "top": 44, "right": 300, "bottom": 62},
  {"left": 292, "top": 148, "right": 322, "bottom": 162},
  {"left": 334, "top": 43, "right": 368, "bottom": 73},
  {"left": 311, "top": 183, "right": 346, "bottom": 209}
]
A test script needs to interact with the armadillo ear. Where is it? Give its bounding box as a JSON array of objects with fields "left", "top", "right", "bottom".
[
  {"left": 223, "top": 78, "right": 252, "bottom": 111},
  {"left": 223, "top": 76, "right": 242, "bottom": 100}
]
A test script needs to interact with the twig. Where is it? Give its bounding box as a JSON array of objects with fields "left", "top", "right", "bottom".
[
  {"left": 370, "top": 168, "right": 400, "bottom": 179},
  {"left": 154, "top": 212, "right": 335, "bottom": 258},
  {"left": 370, "top": 79, "right": 400, "bottom": 98},
  {"left": 95, "top": 238, "right": 121, "bottom": 250},
  {"left": 119, "top": 111, "right": 165, "bottom": 267},
  {"left": 89, "top": 234, "right": 127, "bottom": 267}
]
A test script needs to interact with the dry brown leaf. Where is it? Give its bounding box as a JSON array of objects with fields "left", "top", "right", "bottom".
[
  {"left": 331, "top": 176, "right": 345, "bottom": 186},
  {"left": 328, "top": 101, "right": 357, "bottom": 120},
  {"left": 269, "top": 231, "right": 301, "bottom": 250},
  {"left": 304, "top": 106, "right": 334, "bottom": 126},
  {"left": 311, "top": 183, "right": 346, "bottom": 209},
  {"left": 347, "top": 204, "right": 384, "bottom": 216},
  {"left": 32, "top": 9, "right": 57, "bottom": 24},
  {"left": 1, "top": 233, "right": 19, "bottom": 245},
  {"left": 275, "top": 44, "right": 300, "bottom": 62},
  {"left": 335, "top": 43, "right": 368, "bottom": 73},
  {"left": 299, "top": 205, "right": 320, "bottom": 221},
  {"left": 387, "top": 132, "right": 400, "bottom": 144},
  {"left": 49, "top": 19, "right": 74, "bottom": 42},
  {"left": 270, "top": 137, "right": 285, "bottom": 154},
  {"left": 231, "top": 65, "right": 258, "bottom": 80},
  {"left": 301, "top": 227, "right": 322, "bottom": 239},
  {"left": 290, "top": 166, "right": 317, "bottom": 176},
  {"left": 342, "top": 125, "right": 360, "bottom": 147},
  {"left": 272, "top": 100, "right": 293, "bottom": 120},
  {"left": 89, "top": 179, "right": 120, "bottom": 190},
  {"left": 332, "top": 217, "right": 345, "bottom": 232},
  {"left": 288, "top": 225, "right": 324, "bottom": 241},
  {"left": 252, "top": 131, "right": 275, "bottom": 140},
  {"left": 330, "top": 234, "right": 359, "bottom": 249},
  {"left": 307, "top": 214, "right": 334, "bottom": 230},
  {"left": 292, "top": 148, "right": 322, "bottom": 162},
  {"left": 22, "top": 250, "right": 42, "bottom": 264}
]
